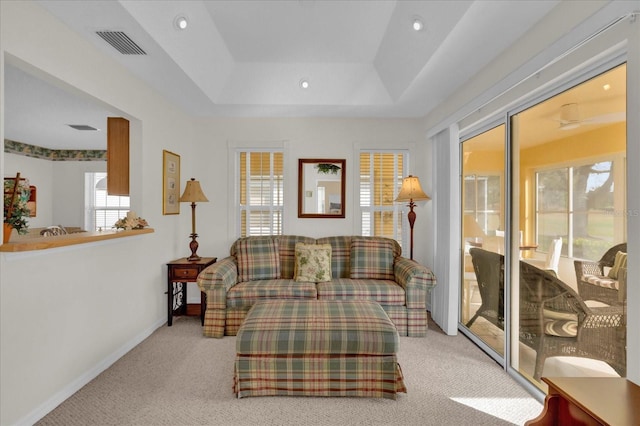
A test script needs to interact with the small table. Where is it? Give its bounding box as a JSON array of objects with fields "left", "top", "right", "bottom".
[
  {"left": 526, "top": 377, "right": 640, "bottom": 425},
  {"left": 166, "top": 257, "right": 216, "bottom": 326}
]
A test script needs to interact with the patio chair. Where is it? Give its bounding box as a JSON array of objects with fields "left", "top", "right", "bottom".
[
  {"left": 574, "top": 243, "right": 627, "bottom": 305},
  {"left": 468, "top": 248, "right": 626, "bottom": 380},
  {"left": 466, "top": 248, "right": 504, "bottom": 329},
  {"left": 520, "top": 261, "right": 626, "bottom": 380}
]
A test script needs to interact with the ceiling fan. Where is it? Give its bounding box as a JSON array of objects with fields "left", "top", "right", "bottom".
[{"left": 556, "top": 103, "right": 625, "bottom": 130}]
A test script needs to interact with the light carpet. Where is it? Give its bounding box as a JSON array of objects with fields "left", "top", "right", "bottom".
[{"left": 36, "top": 316, "right": 542, "bottom": 425}]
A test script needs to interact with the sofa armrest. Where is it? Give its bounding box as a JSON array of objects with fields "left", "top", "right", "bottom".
[
  {"left": 394, "top": 257, "right": 437, "bottom": 309},
  {"left": 197, "top": 256, "right": 238, "bottom": 309}
]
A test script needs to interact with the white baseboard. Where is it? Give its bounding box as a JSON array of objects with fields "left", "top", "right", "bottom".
[{"left": 16, "top": 317, "right": 166, "bottom": 426}]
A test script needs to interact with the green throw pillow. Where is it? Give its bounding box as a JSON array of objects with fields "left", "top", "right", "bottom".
[
  {"left": 350, "top": 238, "right": 395, "bottom": 280},
  {"left": 236, "top": 238, "right": 281, "bottom": 282},
  {"left": 294, "top": 243, "right": 332, "bottom": 282},
  {"left": 608, "top": 251, "right": 627, "bottom": 279}
]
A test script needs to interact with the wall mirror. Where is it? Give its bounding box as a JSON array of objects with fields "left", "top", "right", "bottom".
[{"left": 298, "top": 159, "right": 345, "bottom": 218}]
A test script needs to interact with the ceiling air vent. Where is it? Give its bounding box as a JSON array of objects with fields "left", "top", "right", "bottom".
[
  {"left": 68, "top": 124, "right": 99, "bottom": 131},
  {"left": 96, "top": 31, "right": 146, "bottom": 55}
]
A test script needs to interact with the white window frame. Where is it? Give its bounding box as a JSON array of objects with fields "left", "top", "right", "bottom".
[
  {"left": 534, "top": 153, "right": 626, "bottom": 258},
  {"left": 463, "top": 173, "right": 503, "bottom": 234},
  {"left": 85, "top": 172, "right": 130, "bottom": 231},
  {"left": 236, "top": 149, "right": 284, "bottom": 238},
  {"left": 358, "top": 149, "right": 408, "bottom": 250}
]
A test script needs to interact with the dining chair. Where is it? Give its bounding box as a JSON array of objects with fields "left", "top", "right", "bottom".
[
  {"left": 526, "top": 237, "right": 562, "bottom": 276},
  {"left": 466, "top": 248, "right": 504, "bottom": 329}
]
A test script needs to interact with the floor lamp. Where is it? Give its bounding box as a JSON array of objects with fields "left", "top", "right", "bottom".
[
  {"left": 395, "top": 175, "right": 430, "bottom": 260},
  {"left": 179, "top": 178, "right": 209, "bottom": 261}
]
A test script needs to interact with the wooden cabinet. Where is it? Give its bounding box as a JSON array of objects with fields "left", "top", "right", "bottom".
[
  {"left": 107, "top": 117, "right": 129, "bottom": 196},
  {"left": 526, "top": 377, "right": 640, "bottom": 425}
]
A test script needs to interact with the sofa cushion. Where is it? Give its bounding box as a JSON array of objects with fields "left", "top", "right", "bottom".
[
  {"left": 237, "top": 300, "right": 399, "bottom": 355},
  {"left": 317, "top": 236, "right": 353, "bottom": 278},
  {"left": 608, "top": 251, "right": 627, "bottom": 279},
  {"left": 544, "top": 319, "right": 577, "bottom": 337},
  {"left": 276, "top": 235, "right": 317, "bottom": 279},
  {"left": 317, "top": 278, "right": 405, "bottom": 305},
  {"left": 350, "top": 237, "right": 395, "bottom": 280},
  {"left": 235, "top": 237, "right": 281, "bottom": 282},
  {"left": 226, "top": 279, "right": 317, "bottom": 308},
  {"left": 583, "top": 274, "right": 619, "bottom": 290},
  {"left": 294, "top": 243, "right": 332, "bottom": 282}
]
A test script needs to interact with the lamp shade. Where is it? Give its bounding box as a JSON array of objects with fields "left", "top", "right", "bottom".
[
  {"left": 179, "top": 178, "right": 209, "bottom": 203},
  {"left": 395, "top": 175, "right": 430, "bottom": 202}
]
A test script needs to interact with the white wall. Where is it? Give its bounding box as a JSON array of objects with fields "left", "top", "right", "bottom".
[
  {"left": 5, "top": 152, "right": 106, "bottom": 230},
  {"left": 191, "top": 117, "right": 430, "bottom": 265},
  {"left": 52, "top": 160, "right": 106, "bottom": 227},
  {"left": 1, "top": 2, "right": 192, "bottom": 424}
]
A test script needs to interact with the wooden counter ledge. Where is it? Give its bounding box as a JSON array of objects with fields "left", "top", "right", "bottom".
[{"left": 0, "top": 228, "right": 154, "bottom": 252}]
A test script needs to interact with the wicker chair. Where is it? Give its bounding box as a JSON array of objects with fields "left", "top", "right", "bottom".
[
  {"left": 574, "top": 243, "right": 627, "bottom": 305},
  {"left": 468, "top": 248, "right": 626, "bottom": 380},
  {"left": 466, "top": 248, "right": 504, "bottom": 329},
  {"left": 520, "top": 261, "right": 626, "bottom": 380}
]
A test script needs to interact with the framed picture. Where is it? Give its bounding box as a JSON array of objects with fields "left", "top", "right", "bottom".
[{"left": 162, "top": 150, "right": 180, "bottom": 215}]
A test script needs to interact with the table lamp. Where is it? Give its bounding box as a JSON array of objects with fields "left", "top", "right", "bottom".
[
  {"left": 179, "top": 178, "right": 209, "bottom": 261},
  {"left": 395, "top": 175, "right": 430, "bottom": 260}
]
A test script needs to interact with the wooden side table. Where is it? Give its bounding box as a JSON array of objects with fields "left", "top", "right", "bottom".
[
  {"left": 166, "top": 257, "right": 216, "bottom": 326},
  {"left": 525, "top": 377, "right": 640, "bottom": 425}
]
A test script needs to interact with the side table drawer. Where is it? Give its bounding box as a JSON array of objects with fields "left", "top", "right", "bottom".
[{"left": 170, "top": 267, "right": 199, "bottom": 280}]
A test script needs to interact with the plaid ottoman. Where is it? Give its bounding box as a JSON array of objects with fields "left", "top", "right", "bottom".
[{"left": 234, "top": 299, "right": 406, "bottom": 399}]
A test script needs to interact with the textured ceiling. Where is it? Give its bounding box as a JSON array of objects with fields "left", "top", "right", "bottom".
[{"left": 6, "top": 0, "right": 567, "bottom": 149}]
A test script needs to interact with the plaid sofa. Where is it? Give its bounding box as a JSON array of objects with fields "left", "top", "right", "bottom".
[{"left": 197, "top": 235, "right": 437, "bottom": 338}]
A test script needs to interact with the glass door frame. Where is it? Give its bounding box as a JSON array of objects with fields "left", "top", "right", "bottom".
[{"left": 459, "top": 57, "right": 628, "bottom": 395}]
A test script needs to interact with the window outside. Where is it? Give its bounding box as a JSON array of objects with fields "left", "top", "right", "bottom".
[
  {"left": 359, "top": 151, "right": 407, "bottom": 249},
  {"left": 238, "top": 151, "right": 283, "bottom": 237}
]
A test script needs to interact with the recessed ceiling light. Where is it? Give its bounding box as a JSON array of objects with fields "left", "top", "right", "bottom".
[
  {"left": 299, "top": 79, "right": 310, "bottom": 89},
  {"left": 603, "top": 84, "right": 611, "bottom": 91},
  {"left": 412, "top": 17, "right": 424, "bottom": 31},
  {"left": 174, "top": 16, "right": 188, "bottom": 30}
]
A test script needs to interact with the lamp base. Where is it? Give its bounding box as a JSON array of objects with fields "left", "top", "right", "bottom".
[
  {"left": 407, "top": 200, "right": 416, "bottom": 260},
  {"left": 187, "top": 233, "right": 200, "bottom": 261}
]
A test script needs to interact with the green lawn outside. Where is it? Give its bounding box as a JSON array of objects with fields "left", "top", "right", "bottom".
[{"left": 537, "top": 211, "right": 616, "bottom": 260}]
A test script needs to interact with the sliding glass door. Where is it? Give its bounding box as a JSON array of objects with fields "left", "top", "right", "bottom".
[
  {"left": 461, "top": 63, "right": 627, "bottom": 389},
  {"left": 510, "top": 63, "right": 627, "bottom": 385},
  {"left": 460, "top": 125, "right": 505, "bottom": 357}
]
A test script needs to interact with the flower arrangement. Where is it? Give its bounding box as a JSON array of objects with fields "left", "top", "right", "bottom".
[
  {"left": 4, "top": 176, "right": 31, "bottom": 235},
  {"left": 113, "top": 211, "right": 148, "bottom": 230}
]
